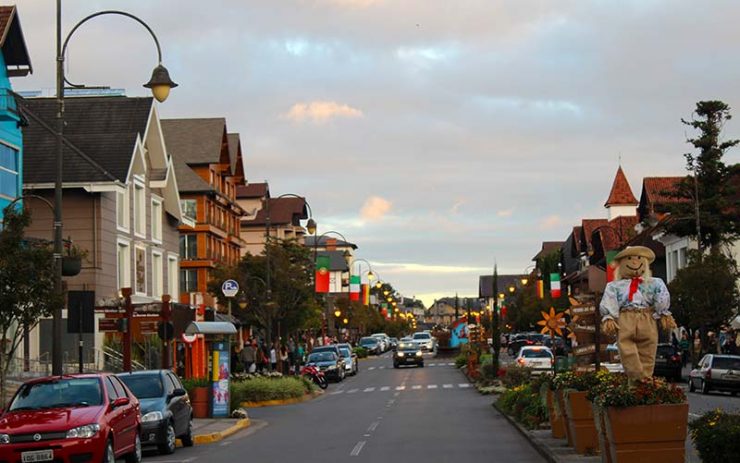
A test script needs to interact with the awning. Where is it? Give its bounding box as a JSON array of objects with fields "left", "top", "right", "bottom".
[{"left": 184, "top": 321, "right": 237, "bottom": 336}]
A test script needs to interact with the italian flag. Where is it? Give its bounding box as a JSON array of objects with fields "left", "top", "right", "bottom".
[
  {"left": 349, "top": 275, "right": 361, "bottom": 301},
  {"left": 315, "top": 256, "right": 330, "bottom": 293},
  {"left": 550, "top": 273, "right": 561, "bottom": 298}
]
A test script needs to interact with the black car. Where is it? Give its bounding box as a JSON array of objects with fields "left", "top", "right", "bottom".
[
  {"left": 359, "top": 337, "right": 381, "bottom": 355},
  {"left": 507, "top": 333, "right": 542, "bottom": 356},
  {"left": 117, "top": 370, "right": 193, "bottom": 455},
  {"left": 306, "top": 351, "right": 345, "bottom": 381},
  {"left": 653, "top": 343, "right": 683, "bottom": 382},
  {"left": 393, "top": 342, "right": 424, "bottom": 368}
]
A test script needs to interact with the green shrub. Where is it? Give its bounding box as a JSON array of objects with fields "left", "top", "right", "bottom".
[
  {"left": 353, "top": 347, "right": 368, "bottom": 358},
  {"left": 181, "top": 377, "right": 210, "bottom": 393},
  {"left": 495, "top": 384, "right": 547, "bottom": 429},
  {"left": 454, "top": 354, "right": 467, "bottom": 368},
  {"left": 501, "top": 366, "right": 532, "bottom": 388},
  {"left": 230, "top": 377, "right": 307, "bottom": 410},
  {"left": 690, "top": 410, "right": 740, "bottom": 462}
]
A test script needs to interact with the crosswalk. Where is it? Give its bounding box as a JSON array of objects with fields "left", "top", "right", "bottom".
[
  {"left": 328, "top": 383, "right": 472, "bottom": 395},
  {"left": 365, "top": 362, "right": 456, "bottom": 371}
]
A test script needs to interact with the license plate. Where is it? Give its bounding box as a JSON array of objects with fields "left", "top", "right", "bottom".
[{"left": 22, "top": 450, "right": 53, "bottom": 463}]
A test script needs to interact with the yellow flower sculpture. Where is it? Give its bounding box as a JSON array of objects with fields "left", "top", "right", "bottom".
[
  {"left": 537, "top": 307, "right": 566, "bottom": 337},
  {"left": 565, "top": 309, "right": 580, "bottom": 340}
]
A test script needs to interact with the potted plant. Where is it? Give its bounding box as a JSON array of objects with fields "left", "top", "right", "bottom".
[
  {"left": 62, "top": 241, "right": 87, "bottom": 276},
  {"left": 594, "top": 376, "right": 688, "bottom": 463},
  {"left": 586, "top": 372, "right": 628, "bottom": 463},
  {"left": 557, "top": 370, "right": 602, "bottom": 455},
  {"left": 552, "top": 371, "right": 576, "bottom": 446},
  {"left": 182, "top": 377, "right": 211, "bottom": 418},
  {"left": 689, "top": 409, "right": 740, "bottom": 462}
]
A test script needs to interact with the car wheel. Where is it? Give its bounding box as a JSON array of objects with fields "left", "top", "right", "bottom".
[
  {"left": 158, "top": 422, "right": 177, "bottom": 455},
  {"left": 688, "top": 378, "right": 696, "bottom": 392},
  {"left": 393, "top": 363, "right": 399, "bottom": 369},
  {"left": 180, "top": 417, "right": 194, "bottom": 447},
  {"left": 103, "top": 439, "right": 115, "bottom": 463},
  {"left": 124, "top": 434, "right": 142, "bottom": 463},
  {"left": 701, "top": 379, "right": 711, "bottom": 395},
  {"left": 419, "top": 363, "right": 424, "bottom": 368}
]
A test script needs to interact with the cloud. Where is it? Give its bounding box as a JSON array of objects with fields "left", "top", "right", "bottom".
[
  {"left": 451, "top": 199, "right": 466, "bottom": 214},
  {"left": 360, "top": 196, "right": 392, "bottom": 221},
  {"left": 283, "top": 101, "right": 363, "bottom": 123},
  {"left": 323, "top": 0, "right": 384, "bottom": 8},
  {"left": 540, "top": 215, "right": 563, "bottom": 230},
  {"left": 497, "top": 209, "right": 514, "bottom": 217}
]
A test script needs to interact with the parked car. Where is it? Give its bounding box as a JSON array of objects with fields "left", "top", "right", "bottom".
[
  {"left": 543, "top": 336, "right": 568, "bottom": 355},
  {"left": 337, "top": 343, "right": 359, "bottom": 376},
  {"left": 117, "top": 370, "right": 194, "bottom": 455},
  {"left": 393, "top": 342, "right": 424, "bottom": 368},
  {"left": 359, "top": 337, "right": 382, "bottom": 355},
  {"left": 389, "top": 337, "right": 399, "bottom": 351},
  {"left": 371, "top": 333, "right": 391, "bottom": 352},
  {"left": 689, "top": 354, "right": 740, "bottom": 395},
  {"left": 0, "top": 373, "right": 142, "bottom": 463},
  {"left": 306, "top": 351, "right": 346, "bottom": 381},
  {"left": 515, "top": 346, "right": 555, "bottom": 375},
  {"left": 411, "top": 331, "right": 435, "bottom": 352},
  {"left": 507, "top": 333, "right": 543, "bottom": 356},
  {"left": 653, "top": 343, "right": 683, "bottom": 382}
]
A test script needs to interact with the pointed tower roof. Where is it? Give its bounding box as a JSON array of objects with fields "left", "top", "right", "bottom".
[{"left": 604, "top": 166, "right": 638, "bottom": 207}]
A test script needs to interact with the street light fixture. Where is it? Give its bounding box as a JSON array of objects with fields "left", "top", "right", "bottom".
[
  {"left": 237, "top": 294, "right": 248, "bottom": 310},
  {"left": 52, "top": 5, "right": 175, "bottom": 375}
]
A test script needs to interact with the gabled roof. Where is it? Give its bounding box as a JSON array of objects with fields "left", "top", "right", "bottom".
[
  {"left": 0, "top": 6, "right": 32, "bottom": 76},
  {"left": 532, "top": 241, "right": 563, "bottom": 261},
  {"left": 571, "top": 226, "right": 583, "bottom": 254},
  {"left": 605, "top": 166, "right": 638, "bottom": 207},
  {"left": 305, "top": 235, "right": 358, "bottom": 250},
  {"left": 479, "top": 274, "right": 524, "bottom": 298},
  {"left": 226, "top": 133, "right": 245, "bottom": 180},
  {"left": 580, "top": 219, "right": 608, "bottom": 251},
  {"left": 172, "top": 154, "right": 213, "bottom": 193},
  {"left": 638, "top": 177, "right": 687, "bottom": 219},
  {"left": 21, "top": 96, "right": 152, "bottom": 184},
  {"left": 236, "top": 182, "right": 269, "bottom": 199},
  {"left": 161, "top": 118, "right": 229, "bottom": 167},
  {"left": 246, "top": 197, "right": 307, "bottom": 227}
]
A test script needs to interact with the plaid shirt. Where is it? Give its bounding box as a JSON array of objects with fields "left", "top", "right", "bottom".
[{"left": 599, "top": 277, "right": 671, "bottom": 321}]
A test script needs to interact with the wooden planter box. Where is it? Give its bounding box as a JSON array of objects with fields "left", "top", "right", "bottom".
[
  {"left": 190, "top": 386, "right": 210, "bottom": 418},
  {"left": 604, "top": 403, "right": 689, "bottom": 463},
  {"left": 564, "top": 390, "right": 599, "bottom": 455},
  {"left": 555, "top": 389, "right": 574, "bottom": 447},
  {"left": 593, "top": 403, "right": 613, "bottom": 463},
  {"left": 546, "top": 388, "right": 566, "bottom": 439}
]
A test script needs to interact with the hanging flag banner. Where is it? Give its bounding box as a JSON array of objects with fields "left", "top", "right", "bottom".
[
  {"left": 315, "top": 256, "right": 330, "bottom": 293},
  {"left": 550, "top": 273, "right": 561, "bottom": 298},
  {"left": 349, "top": 275, "right": 361, "bottom": 301},
  {"left": 361, "top": 284, "right": 370, "bottom": 305},
  {"left": 536, "top": 279, "right": 545, "bottom": 299}
]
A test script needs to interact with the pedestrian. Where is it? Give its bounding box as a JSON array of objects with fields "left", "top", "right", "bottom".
[
  {"left": 270, "top": 343, "right": 278, "bottom": 371},
  {"left": 231, "top": 345, "right": 243, "bottom": 374},
  {"left": 671, "top": 332, "right": 679, "bottom": 350},
  {"left": 679, "top": 332, "right": 690, "bottom": 367},
  {"left": 294, "top": 342, "right": 305, "bottom": 375},
  {"left": 241, "top": 341, "right": 256, "bottom": 373},
  {"left": 256, "top": 342, "right": 268, "bottom": 372},
  {"left": 280, "top": 345, "right": 289, "bottom": 375}
]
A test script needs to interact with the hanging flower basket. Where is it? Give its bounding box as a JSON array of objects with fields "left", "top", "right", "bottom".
[{"left": 62, "top": 256, "right": 82, "bottom": 276}]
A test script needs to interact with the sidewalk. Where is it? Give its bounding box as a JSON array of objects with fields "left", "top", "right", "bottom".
[{"left": 178, "top": 417, "right": 250, "bottom": 446}]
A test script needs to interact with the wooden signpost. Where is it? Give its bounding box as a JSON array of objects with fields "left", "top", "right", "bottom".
[{"left": 567, "top": 296, "right": 609, "bottom": 370}]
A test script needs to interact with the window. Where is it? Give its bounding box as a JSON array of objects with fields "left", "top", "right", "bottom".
[
  {"left": 135, "top": 246, "right": 146, "bottom": 295},
  {"left": 152, "top": 251, "right": 163, "bottom": 298},
  {"left": 181, "top": 199, "right": 197, "bottom": 221},
  {"left": 151, "top": 199, "right": 162, "bottom": 243},
  {"left": 134, "top": 181, "right": 146, "bottom": 236},
  {"left": 0, "top": 143, "right": 19, "bottom": 199},
  {"left": 180, "top": 234, "right": 198, "bottom": 259},
  {"left": 117, "top": 241, "right": 131, "bottom": 289},
  {"left": 167, "top": 255, "right": 178, "bottom": 296},
  {"left": 116, "top": 189, "right": 130, "bottom": 231},
  {"left": 180, "top": 269, "right": 198, "bottom": 293}
]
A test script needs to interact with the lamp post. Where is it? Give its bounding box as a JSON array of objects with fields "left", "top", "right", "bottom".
[
  {"left": 312, "top": 230, "right": 350, "bottom": 337},
  {"left": 52, "top": 3, "right": 177, "bottom": 375}
]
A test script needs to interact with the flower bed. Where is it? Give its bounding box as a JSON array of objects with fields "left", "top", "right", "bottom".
[
  {"left": 689, "top": 409, "right": 740, "bottom": 462},
  {"left": 230, "top": 376, "right": 315, "bottom": 410},
  {"left": 495, "top": 374, "right": 551, "bottom": 429}
]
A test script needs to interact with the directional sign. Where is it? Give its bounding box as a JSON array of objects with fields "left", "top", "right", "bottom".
[
  {"left": 221, "top": 279, "right": 239, "bottom": 298},
  {"left": 570, "top": 306, "right": 597, "bottom": 316},
  {"left": 573, "top": 325, "right": 596, "bottom": 333},
  {"left": 574, "top": 344, "right": 596, "bottom": 356},
  {"left": 98, "top": 318, "right": 118, "bottom": 332}
]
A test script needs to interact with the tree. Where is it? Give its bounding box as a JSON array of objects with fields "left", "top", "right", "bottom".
[
  {"left": 0, "top": 209, "right": 60, "bottom": 405},
  {"left": 669, "top": 250, "right": 739, "bottom": 356},
  {"left": 668, "top": 101, "right": 739, "bottom": 252}
]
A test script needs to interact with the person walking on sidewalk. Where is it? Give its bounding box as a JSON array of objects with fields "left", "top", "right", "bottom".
[
  {"left": 679, "top": 332, "right": 690, "bottom": 367},
  {"left": 241, "top": 341, "right": 256, "bottom": 373},
  {"left": 279, "top": 345, "right": 289, "bottom": 375},
  {"left": 270, "top": 343, "right": 278, "bottom": 371}
]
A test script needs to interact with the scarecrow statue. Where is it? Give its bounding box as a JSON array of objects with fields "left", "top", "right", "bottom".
[{"left": 599, "top": 246, "right": 677, "bottom": 380}]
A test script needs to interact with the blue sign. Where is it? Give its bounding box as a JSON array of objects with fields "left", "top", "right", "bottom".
[{"left": 221, "top": 279, "right": 239, "bottom": 297}]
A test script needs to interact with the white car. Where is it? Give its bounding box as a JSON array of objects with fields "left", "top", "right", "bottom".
[
  {"left": 516, "top": 346, "right": 554, "bottom": 374},
  {"left": 371, "top": 333, "right": 390, "bottom": 352},
  {"left": 411, "top": 332, "right": 435, "bottom": 352}
]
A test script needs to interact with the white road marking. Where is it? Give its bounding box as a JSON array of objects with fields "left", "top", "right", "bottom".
[
  {"left": 220, "top": 440, "right": 232, "bottom": 446},
  {"left": 387, "top": 399, "right": 395, "bottom": 405},
  {"left": 447, "top": 362, "right": 455, "bottom": 366},
  {"left": 394, "top": 392, "right": 400, "bottom": 397},
  {"left": 379, "top": 366, "right": 386, "bottom": 369},
  {"left": 427, "top": 384, "right": 438, "bottom": 389},
  {"left": 412, "top": 385, "right": 422, "bottom": 390},
  {"left": 330, "top": 390, "right": 344, "bottom": 395},
  {"left": 458, "top": 383, "right": 471, "bottom": 388},
  {"left": 347, "top": 388, "right": 359, "bottom": 394},
  {"left": 367, "top": 367, "right": 376, "bottom": 371},
  {"left": 368, "top": 421, "right": 380, "bottom": 432},
  {"left": 380, "top": 386, "right": 390, "bottom": 391},
  {"left": 428, "top": 363, "right": 436, "bottom": 367},
  {"left": 395, "top": 386, "right": 405, "bottom": 390},
  {"left": 443, "top": 384, "right": 453, "bottom": 389},
  {"left": 350, "top": 441, "right": 366, "bottom": 456},
  {"left": 363, "top": 387, "right": 375, "bottom": 392}
]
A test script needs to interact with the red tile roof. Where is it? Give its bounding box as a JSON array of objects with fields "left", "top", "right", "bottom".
[
  {"left": 642, "top": 177, "right": 686, "bottom": 207},
  {"left": 598, "top": 215, "right": 639, "bottom": 250},
  {"left": 236, "top": 182, "right": 269, "bottom": 199},
  {"left": 581, "top": 219, "right": 608, "bottom": 251},
  {"left": 532, "top": 241, "right": 564, "bottom": 261},
  {"left": 605, "top": 167, "right": 638, "bottom": 206}
]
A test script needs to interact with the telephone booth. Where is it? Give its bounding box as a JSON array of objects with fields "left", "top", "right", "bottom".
[{"left": 184, "top": 321, "right": 236, "bottom": 418}]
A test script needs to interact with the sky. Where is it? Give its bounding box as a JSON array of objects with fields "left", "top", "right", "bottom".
[{"left": 14, "top": 0, "right": 740, "bottom": 307}]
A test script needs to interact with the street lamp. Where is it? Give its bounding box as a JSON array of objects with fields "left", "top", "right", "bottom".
[{"left": 52, "top": 5, "right": 176, "bottom": 375}]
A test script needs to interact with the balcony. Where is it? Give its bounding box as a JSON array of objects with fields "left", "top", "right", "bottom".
[{"left": 0, "top": 88, "right": 20, "bottom": 122}]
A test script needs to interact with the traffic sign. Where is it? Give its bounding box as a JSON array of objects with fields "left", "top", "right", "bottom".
[{"left": 221, "top": 279, "right": 239, "bottom": 298}]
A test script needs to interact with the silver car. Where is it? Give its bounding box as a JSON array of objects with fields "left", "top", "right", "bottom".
[
  {"left": 337, "top": 343, "right": 359, "bottom": 376},
  {"left": 689, "top": 354, "right": 740, "bottom": 395}
]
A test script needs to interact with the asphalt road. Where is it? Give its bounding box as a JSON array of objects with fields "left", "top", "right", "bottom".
[{"left": 145, "top": 352, "right": 544, "bottom": 463}]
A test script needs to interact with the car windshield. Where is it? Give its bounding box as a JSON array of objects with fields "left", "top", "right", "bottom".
[
  {"left": 360, "top": 338, "right": 377, "bottom": 345},
  {"left": 413, "top": 333, "right": 431, "bottom": 340},
  {"left": 522, "top": 350, "right": 552, "bottom": 358},
  {"left": 399, "top": 345, "right": 419, "bottom": 352},
  {"left": 339, "top": 347, "right": 351, "bottom": 357},
  {"left": 308, "top": 352, "right": 336, "bottom": 363},
  {"left": 10, "top": 378, "right": 103, "bottom": 410},
  {"left": 712, "top": 357, "right": 740, "bottom": 370},
  {"left": 118, "top": 374, "right": 164, "bottom": 399}
]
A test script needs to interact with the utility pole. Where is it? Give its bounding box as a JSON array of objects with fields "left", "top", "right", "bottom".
[{"left": 491, "top": 265, "right": 500, "bottom": 375}]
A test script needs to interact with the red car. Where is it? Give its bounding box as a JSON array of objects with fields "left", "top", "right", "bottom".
[{"left": 0, "top": 373, "right": 141, "bottom": 463}]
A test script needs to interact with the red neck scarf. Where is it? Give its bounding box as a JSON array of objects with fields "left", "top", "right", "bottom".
[{"left": 628, "top": 277, "right": 643, "bottom": 301}]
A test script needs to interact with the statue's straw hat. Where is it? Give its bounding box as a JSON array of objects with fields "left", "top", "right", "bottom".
[{"left": 614, "top": 246, "right": 655, "bottom": 264}]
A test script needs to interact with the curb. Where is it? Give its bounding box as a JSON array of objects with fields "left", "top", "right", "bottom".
[
  {"left": 240, "top": 390, "right": 322, "bottom": 408},
  {"left": 492, "top": 402, "right": 558, "bottom": 463},
  {"left": 176, "top": 418, "right": 251, "bottom": 447}
]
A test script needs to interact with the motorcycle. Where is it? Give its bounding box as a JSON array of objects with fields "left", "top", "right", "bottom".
[{"left": 300, "top": 365, "right": 328, "bottom": 389}]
